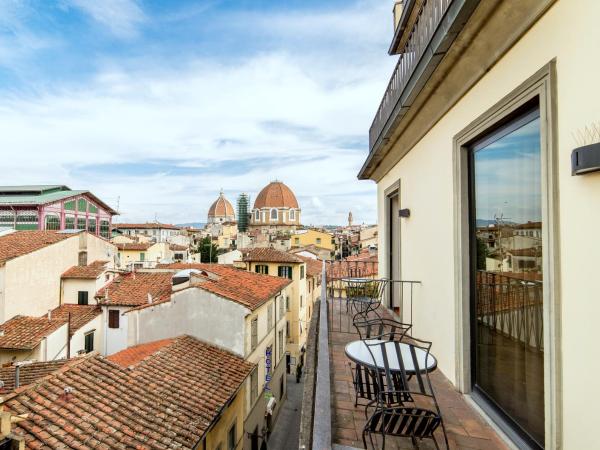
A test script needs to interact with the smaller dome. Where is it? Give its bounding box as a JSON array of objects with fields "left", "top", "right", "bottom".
[
  {"left": 254, "top": 181, "right": 299, "bottom": 209},
  {"left": 208, "top": 191, "right": 235, "bottom": 219}
]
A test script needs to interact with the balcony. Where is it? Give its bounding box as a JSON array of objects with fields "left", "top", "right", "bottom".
[
  {"left": 368, "top": 0, "right": 477, "bottom": 156},
  {"left": 300, "top": 261, "right": 510, "bottom": 449}
]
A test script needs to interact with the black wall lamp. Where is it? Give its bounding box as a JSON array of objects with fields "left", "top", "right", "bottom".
[
  {"left": 399, "top": 208, "right": 411, "bottom": 218},
  {"left": 572, "top": 143, "right": 600, "bottom": 175}
]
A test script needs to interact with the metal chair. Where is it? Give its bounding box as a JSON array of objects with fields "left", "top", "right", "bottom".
[
  {"left": 353, "top": 317, "right": 411, "bottom": 341},
  {"left": 361, "top": 337, "right": 449, "bottom": 450},
  {"left": 345, "top": 278, "right": 388, "bottom": 319},
  {"left": 348, "top": 319, "right": 412, "bottom": 409}
]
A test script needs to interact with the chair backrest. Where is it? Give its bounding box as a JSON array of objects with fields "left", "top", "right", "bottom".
[
  {"left": 346, "top": 278, "right": 388, "bottom": 303},
  {"left": 354, "top": 318, "right": 411, "bottom": 342},
  {"left": 365, "top": 336, "right": 435, "bottom": 402}
]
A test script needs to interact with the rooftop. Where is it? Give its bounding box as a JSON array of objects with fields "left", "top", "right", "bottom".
[
  {"left": 154, "top": 263, "right": 292, "bottom": 311},
  {"left": 115, "top": 242, "right": 153, "bottom": 251},
  {"left": 0, "top": 185, "right": 117, "bottom": 214},
  {"left": 242, "top": 247, "right": 304, "bottom": 264},
  {"left": 0, "top": 231, "right": 73, "bottom": 266},
  {"left": 0, "top": 316, "right": 64, "bottom": 350},
  {"left": 4, "top": 336, "right": 255, "bottom": 449},
  {"left": 296, "top": 255, "right": 322, "bottom": 278},
  {"left": 61, "top": 260, "right": 109, "bottom": 279},
  {"left": 0, "top": 305, "right": 101, "bottom": 350},
  {"left": 97, "top": 271, "right": 173, "bottom": 307},
  {"left": 50, "top": 304, "right": 102, "bottom": 334},
  {"left": 0, "top": 360, "right": 71, "bottom": 394},
  {"left": 107, "top": 337, "right": 175, "bottom": 367}
]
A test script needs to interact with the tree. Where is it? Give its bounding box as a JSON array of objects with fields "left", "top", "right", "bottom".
[
  {"left": 476, "top": 237, "right": 488, "bottom": 271},
  {"left": 196, "top": 236, "right": 218, "bottom": 263}
]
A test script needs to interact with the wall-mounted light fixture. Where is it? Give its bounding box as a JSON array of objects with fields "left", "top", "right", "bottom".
[
  {"left": 399, "top": 208, "right": 411, "bottom": 218},
  {"left": 572, "top": 143, "right": 600, "bottom": 175}
]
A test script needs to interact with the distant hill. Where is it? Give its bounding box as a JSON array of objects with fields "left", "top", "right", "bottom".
[{"left": 176, "top": 222, "right": 206, "bottom": 229}]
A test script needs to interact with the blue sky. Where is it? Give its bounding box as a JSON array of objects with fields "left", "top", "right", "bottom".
[
  {"left": 0, "top": 0, "right": 396, "bottom": 224},
  {"left": 474, "top": 118, "right": 542, "bottom": 224}
]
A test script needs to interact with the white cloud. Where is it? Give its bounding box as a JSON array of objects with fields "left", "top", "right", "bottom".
[
  {"left": 66, "top": 0, "right": 145, "bottom": 38},
  {"left": 0, "top": 0, "right": 393, "bottom": 225}
]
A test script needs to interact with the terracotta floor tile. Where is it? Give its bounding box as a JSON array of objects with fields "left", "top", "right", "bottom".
[{"left": 327, "top": 299, "right": 510, "bottom": 450}]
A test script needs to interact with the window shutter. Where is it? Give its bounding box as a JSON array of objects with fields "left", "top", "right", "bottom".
[
  {"left": 78, "top": 291, "right": 89, "bottom": 305},
  {"left": 108, "top": 310, "right": 120, "bottom": 328}
]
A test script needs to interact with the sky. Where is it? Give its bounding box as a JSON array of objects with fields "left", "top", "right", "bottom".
[
  {"left": 0, "top": 0, "right": 397, "bottom": 225},
  {"left": 474, "top": 117, "right": 542, "bottom": 224}
]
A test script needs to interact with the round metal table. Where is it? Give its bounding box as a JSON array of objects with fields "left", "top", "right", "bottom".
[{"left": 345, "top": 339, "right": 437, "bottom": 374}]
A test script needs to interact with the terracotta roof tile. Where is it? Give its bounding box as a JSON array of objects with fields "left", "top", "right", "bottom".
[
  {"left": 0, "top": 316, "right": 65, "bottom": 350},
  {"left": 50, "top": 305, "right": 102, "bottom": 334},
  {"left": 0, "top": 305, "right": 101, "bottom": 350},
  {"left": 61, "top": 260, "right": 108, "bottom": 279},
  {"left": 169, "top": 244, "right": 188, "bottom": 251},
  {"left": 5, "top": 336, "right": 254, "bottom": 449},
  {"left": 151, "top": 263, "right": 291, "bottom": 311},
  {"left": 0, "top": 231, "right": 73, "bottom": 266},
  {"left": 115, "top": 242, "right": 153, "bottom": 251},
  {"left": 296, "top": 255, "right": 323, "bottom": 278},
  {"left": 327, "top": 253, "right": 378, "bottom": 279},
  {"left": 242, "top": 247, "right": 303, "bottom": 264},
  {"left": 96, "top": 272, "right": 173, "bottom": 307},
  {"left": 0, "top": 360, "right": 70, "bottom": 393},
  {"left": 107, "top": 338, "right": 175, "bottom": 367}
]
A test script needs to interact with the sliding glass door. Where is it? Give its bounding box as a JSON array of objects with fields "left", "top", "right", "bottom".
[{"left": 469, "top": 105, "right": 544, "bottom": 449}]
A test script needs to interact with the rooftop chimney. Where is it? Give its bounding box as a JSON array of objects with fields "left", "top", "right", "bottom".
[{"left": 47, "top": 310, "right": 52, "bottom": 320}]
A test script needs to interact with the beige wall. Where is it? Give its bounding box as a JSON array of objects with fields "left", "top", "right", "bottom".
[
  {"left": 203, "top": 387, "right": 246, "bottom": 450},
  {"left": 291, "top": 229, "right": 334, "bottom": 251},
  {"left": 70, "top": 315, "right": 103, "bottom": 356},
  {"left": 1, "top": 233, "right": 116, "bottom": 323},
  {"left": 62, "top": 278, "right": 107, "bottom": 305},
  {"left": 246, "top": 262, "right": 307, "bottom": 359},
  {"left": 244, "top": 293, "right": 287, "bottom": 406},
  {"left": 375, "top": 1, "right": 600, "bottom": 447}
]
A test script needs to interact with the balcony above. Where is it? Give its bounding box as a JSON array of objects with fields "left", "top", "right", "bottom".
[{"left": 360, "top": 0, "right": 556, "bottom": 181}]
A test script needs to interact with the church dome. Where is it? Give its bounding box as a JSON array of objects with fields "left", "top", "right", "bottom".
[
  {"left": 254, "top": 181, "right": 299, "bottom": 209},
  {"left": 208, "top": 191, "right": 235, "bottom": 219}
]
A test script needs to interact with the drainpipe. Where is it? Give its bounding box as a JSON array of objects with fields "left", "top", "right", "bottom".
[
  {"left": 103, "top": 306, "right": 108, "bottom": 356},
  {"left": 66, "top": 312, "right": 71, "bottom": 359}
]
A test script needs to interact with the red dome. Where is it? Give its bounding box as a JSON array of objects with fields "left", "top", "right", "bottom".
[
  {"left": 254, "top": 181, "right": 299, "bottom": 209},
  {"left": 208, "top": 192, "right": 235, "bottom": 218}
]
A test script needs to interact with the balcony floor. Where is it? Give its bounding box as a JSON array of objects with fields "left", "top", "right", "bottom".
[{"left": 328, "top": 299, "right": 510, "bottom": 450}]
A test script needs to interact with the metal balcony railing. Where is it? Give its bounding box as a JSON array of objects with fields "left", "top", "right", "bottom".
[{"left": 369, "top": 0, "right": 453, "bottom": 151}]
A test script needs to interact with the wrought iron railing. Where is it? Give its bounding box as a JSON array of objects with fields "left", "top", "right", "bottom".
[
  {"left": 324, "top": 260, "right": 420, "bottom": 334},
  {"left": 476, "top": 271, "right": 544, "bottom": 351},
  {"left": 369, "top": 0, "right": 453, "bottom": 151}
]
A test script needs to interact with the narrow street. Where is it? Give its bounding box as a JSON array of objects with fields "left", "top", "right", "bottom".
[{"left": 268, "top": 373, "right": 304, "bottom": 449}]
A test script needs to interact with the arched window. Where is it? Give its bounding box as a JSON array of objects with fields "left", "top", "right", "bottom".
[
  {"left": 270, "top": 209, "right": 278, "bottom": 220},
  {"left": 255, "top": 209, "right": 260, "bottom": 221},
  {"left": 289, "top": 209, "right": 295, "bottom": 220}
]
